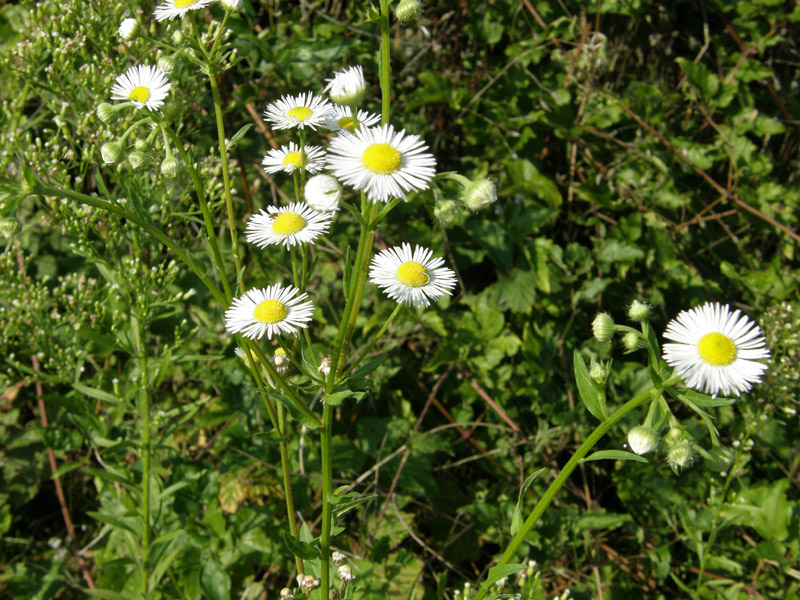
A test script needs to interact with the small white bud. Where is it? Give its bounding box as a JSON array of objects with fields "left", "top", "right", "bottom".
[
  {"left": 118, "top": 18, "right": 139, "bottom": 41},
  {"left": 304, "top": 174, "right": 341, "bottom": 212},
  {"left": 101, "top": 142, "right": 123, "bottom": 165},
  {"left": 627, "top": 426, "right": 658, "bottom": 455},
  {"left": 592, "top": 313, "right": 614, "bottom": 342},
  {"left": 462, "top": 179, "right": 497, "bottom": 211},
  {"left": 325, "top": 65, "right": 367, "bottom": 105}
]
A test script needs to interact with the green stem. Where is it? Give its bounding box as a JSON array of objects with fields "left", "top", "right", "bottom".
[
  {"left": 135, "top": 308, "right": 151, "bottom": 597},
  {"left": 30, "top": 179, "right": 227, "bottom": 305},
  {"left": 379, "top": 0, "right": 391, "bottom": 125},
  {"left": 207, "top": 69, "right": 243, "bottom": 276},
  {"left": 162, "top": 125, "right": 232, "bottom": 301},
  {"left": 472, "top": 376, "right": 682, "bottom": 600},
  {"left": 320, "top": 402, "right": 334, "bottom": 597}
]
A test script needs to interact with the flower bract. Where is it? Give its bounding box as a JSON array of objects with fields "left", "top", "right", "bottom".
[
  {"left": 110, "top": 65, "right": 171, "bottom": 111},
  {"left": 326, "top": 125, "right": 436, "bottom": 203},
  {"left": 225, "top": 285, "right": 314, "bottom": 340},
  {"left": 662, "top": 302, "right": 770, "bottom": 397},
  {"left": 262, "top": 142, "right": 325, "bottom": 174},
  {"left": 263, "top": 92, "right": 333, "bottom": 131},
  {"left": 245, "top": 202, "right": 332, "bottom": 248},
  {"left": 369, "top": 243, "right": 457, "bottom": 307}
]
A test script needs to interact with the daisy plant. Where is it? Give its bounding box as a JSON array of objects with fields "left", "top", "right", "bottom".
[{"left": 469, "top": 299, "right": 771, "bottom": 600}]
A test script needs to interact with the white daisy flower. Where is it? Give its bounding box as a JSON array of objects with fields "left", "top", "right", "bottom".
[
  {"left": 323, "top": 105, "right": 381, "bottom": 133},
  {"left": 153, "top": 0, "right": 213, "bottom": 22},
  {"left": 225, "top": 285, "right": 315, "bottom": 340},
  {"left": 304, "top": 174, "right": 341, "bottom": 212},
  {"left": 325, "top": 65, "right": 367, "bottom": 105},
  {"left": 245, "top": 202, "right": 332, "bottom": 248},
  {"left": 369, "top": 243, "right": 457, "bottom": 307},
  {"left": 263, "top": 92, "right": 333, "bottom": 131},
  {"left": 662, "top": 302, "right": 770, "bottom": 397},
  {"left": 221, "top": 0, "right": 243, "bottom": 10},
  {"left": 326, "top": 124, "right": 436, "bottom": 203},
  {"left": 110, "top": 65, "right": 171, "bottom": 111},
  {"left": 262, "top": 142, "right": 326, "bottom": 174}
]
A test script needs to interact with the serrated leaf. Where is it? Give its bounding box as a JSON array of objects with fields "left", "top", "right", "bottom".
[
  {"left": 573, "top": 350, "right": 607, "bottom": 421},
  {"left": 581, "top": 450, "right": 648, "bottom": 463},
  {"left": 283, "top": 531, "right": 320, "bottom": 560},
  {"left": 510, "top": 468, "right": 546, "bottom": 535}
]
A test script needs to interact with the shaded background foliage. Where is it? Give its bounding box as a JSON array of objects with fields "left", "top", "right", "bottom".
[{"left": 1, "top": 0, "right": 798, "bottom": 598}]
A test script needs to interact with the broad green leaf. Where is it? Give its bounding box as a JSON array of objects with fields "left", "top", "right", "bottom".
[
  {"left": 200, "top": 552, "right": 231, "bottom": 600},
  {"left": 481, "top": 564, "right": 526, "bottom": 589}
]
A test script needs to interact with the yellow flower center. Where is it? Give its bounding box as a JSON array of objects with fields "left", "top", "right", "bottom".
[
  {"left": 129, "top": 86, "right": 151, "bottom": 103},
  {"left": 282, "top": 152, "right": 304, "bottom": 168},
  {"left": 287, "top": 106, "right": 313, "bottom": 121},
  {"left": 272, "top": 212, "right": 306, "bottom": 235},
  {"left": 697, "top": 332, "right": 736, "bottom": 366},
  {"left": 275, "top": 348, "right": 286, "bottom": 357},
  {"left": 396, "top": 261, "right": 429, "bottom": 288},
  {"left": 253, "top": 299, "right": 288, "bottom": 324},
  {"left": 338, "top": 116, "right": 355, "bottom": 132},
  {"left": 174, "top": 0, "right": 200, "bottom": 8},
  {"left": 362, "top": 143, "right": 402, "bottom": 174}
]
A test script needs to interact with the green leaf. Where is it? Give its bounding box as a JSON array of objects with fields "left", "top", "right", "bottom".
[
  {"left": 263, "top": 389, "right": 321, "bottom": 430},
  {"left": 575, "top": 511, "right": 633, "bottom": 531},
  {"left": 85, "top": 467, "right": 138, "bottom": 494},
  {"left": 51, "top": 457, "right": 89, "bottom": 479},
  {"left": 228, "top": 123, "right": 252, "bottom": 148},
  {"left": 481, "top": 564, "right": 526, "bottom": 589},
  {"left": 573, "top": 350, "right": 607, "bottom": 421},
  {"left": 510, "top": 468, "right": 546, "bottom": 536},
  {"left": 86, "top": 511, "right": 137, "bottom": 535},
  {"left": 72, "top": 382, "right": 120, "bottom": 405},
  {"left": 84, "top": 589, "right": 124, "bottom": 599},
  {"left": 581, "top": 450, "right": 647, "bottom": 463},
  {"left": 200, "top": 551, "right": 231, "bottom": 600},
  {"left": 323, "top": 389, "right": 365, "bottom": 407},
  {"left": 332, "top": 493, "right": 377, "bottom": 519},
  {"left": 282, "top": 531, "right": 320, "bottom": 560}
]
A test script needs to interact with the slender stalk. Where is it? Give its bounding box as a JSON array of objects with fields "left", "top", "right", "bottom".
[
  {"left": 319, "top": 402, "right": 334, "bottom": 596},
  {"left": 379, "top": 0, "right": 391, "bottom": 125},
  {"left": 135, "top": 307, "right": 151, "bottom": 598},
  {"left": 472, "top": 376, "right": 682, "bottom": 600},
  {"left": 207, "top": 69, "right": 243, "bottom": 276},
  {"left": 162, "top": 125, "right": 232, "bottom": 301},
  {"left": 342, "top": 303, "right": 402, "bottom": 377}
]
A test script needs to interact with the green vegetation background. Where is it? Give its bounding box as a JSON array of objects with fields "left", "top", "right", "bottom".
[{"left": 1, "top": 0, "right": 798, "bottom": 598}]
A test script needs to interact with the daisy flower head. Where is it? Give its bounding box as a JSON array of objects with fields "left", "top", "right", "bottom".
[
  {"left": 325, "top": 65, "right": 367, "bottom": 105},
  {"left": 245, "top": 202, "right": 332, "bottom": 248},
  {"left": 263, "top": 92, "right": 333, "bottom": 131},
  {"left": 154, "top": 0, "right": 213, "bottom": 22},
  {"left": 327, "top": 125, "right": 436, "bottom": 203},
  {"left": 225, "top": 285, "right": 315, "bottom": 340},
  {"left": 323, "top": 106, "right": 381, "bottom": 133},
  {"left": 369, "top": 243, "right": 457, "bottom": 308},
  {"left": 262, "top": 142, "right": 325, "bottom": 175},
  {"left": 662, "top": 302, "right": 770, "bottom": 397},
  {"left": 110, "top": 65, "right": 171, "bottom": 111}
]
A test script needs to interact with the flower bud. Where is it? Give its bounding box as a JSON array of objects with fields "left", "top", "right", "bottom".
[
  {"left": 280, "top": 589, "right": 294, "bottom": 600},
  {"left": 622, "top": 331, "right": 640, "bottom": 352},
  {"left": 172, "top": 29, "right": 184, "bottom": 45},
  {"left": 434, "top": 199, "right": 460, "bottom": 225},
  {"left": 0, "top": 218, "right": 20, "bottom": 239},
  {"left": 627, "top": 425, "right": 658, "bottom": 455},
  {"left": 591, "top": 313, "right": 614, "bottom": 342},
  {"left": 332, "top": 550, "right": 347, "bottom": 565},
  {"left": 304, "top": 174, "right": 341, "bottom": 212},
  {"left": 161, "top": 156, "right": 181, "bottom": 178},
  {"left": 628, "top": 299, "right": 650, "bottom": 321},
  {"left": 337, "top": 565, "right": 354, "bottom": 581},
  {"left": 157, "top": 55, "right": 176, "bottom": 75},
  {"left": 221, "top": 0, "right": 243, "bottom": 10},
  {"left": 667, "top": 441, "right": 693, "bottom": 472},
  {"left": 395, "top": 0, "right": 422, "bottom": 23},
  {"left": 101, "top": 141, "right": 123, "bottom": 165},
  {"left": 462, "top": 178, "right": 497, "bottom": 211},
  {"left": 128, "top": 151, "right": 146, "bottom": 170},
  {"left": 97, "top": 103, "right": 116, "bottom": 125},
  {"left": 319, "top": 355, "right": 332, "bottom": 379},
  {"left": 588, "top": 358, "right": 608, "bottom": 384},
  {"left": 134, "top": 138, "right": 148, "bottom": 151},
  {"left": 118, "top": 18, "right": 140, "bottom": 41},
  {"left": 325, "top": 65, "right": 367, "bottom": 106}
]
